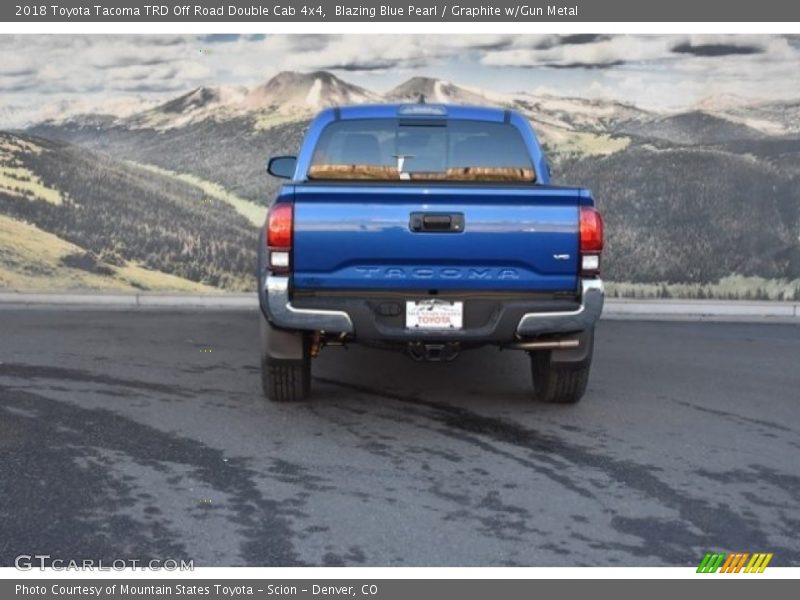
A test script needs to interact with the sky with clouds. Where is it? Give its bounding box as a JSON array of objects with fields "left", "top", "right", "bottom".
[{"left": 1, "top": 34, "right": 799, "bottom": 126}]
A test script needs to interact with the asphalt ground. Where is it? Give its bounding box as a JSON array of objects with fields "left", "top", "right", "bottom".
[{"left": 1, "top": 310, "right": 798, "bottom": 567}]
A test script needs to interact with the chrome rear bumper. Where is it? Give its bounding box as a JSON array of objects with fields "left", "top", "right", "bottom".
[
  {"left": 515, "top": 278, "right": 604, "bottom": 336},
  {"left": 265, "top": 276, "right": 603, "bottom": 337},
  {"left": 266, "top": 276, "right": 354, "bottom": 333}
]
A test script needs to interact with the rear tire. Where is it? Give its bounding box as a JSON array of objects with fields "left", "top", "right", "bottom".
[
  {"left": 529, "top": 334, "right": 594, "bottom": 404},
  {"left": 259, "top": 314, "right": 311, "bottom": 402}
]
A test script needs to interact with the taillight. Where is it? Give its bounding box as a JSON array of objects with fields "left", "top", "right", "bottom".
[
  {"left": 267, "top": 203, "right": 293, "bottom": 273},
  {"left": 579, "top": 206, "right": 603, "bottom": 276}
]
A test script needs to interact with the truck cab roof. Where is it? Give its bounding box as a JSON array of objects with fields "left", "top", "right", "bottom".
[{"left": 320, "top": 103, "right": 517, "bottom": 123}]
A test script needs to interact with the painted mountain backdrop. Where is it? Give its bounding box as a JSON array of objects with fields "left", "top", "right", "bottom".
[{"left": 3, "top": 70, "right": 800, "bottom": 298}]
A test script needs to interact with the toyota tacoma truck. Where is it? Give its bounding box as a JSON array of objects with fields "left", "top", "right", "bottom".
[{"left": 259, "top": 103, "right": 604, "bottom": 404}]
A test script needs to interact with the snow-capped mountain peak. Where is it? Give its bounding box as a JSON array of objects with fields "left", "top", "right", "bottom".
[
  {"left": 244, "top": 70, "right": 380, "bottom": 112},
  {"left": 386, "top": 76, "right": 496, "bottom": 106}
]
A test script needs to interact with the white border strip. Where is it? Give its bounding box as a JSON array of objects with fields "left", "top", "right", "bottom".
[{"left": 1, "top": 22, "right": 799, "bottom": 34}]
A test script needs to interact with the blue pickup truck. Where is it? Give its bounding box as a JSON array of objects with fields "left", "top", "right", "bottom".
[{"left": 259, "top": 102, "right": 604, "bottom": 404}]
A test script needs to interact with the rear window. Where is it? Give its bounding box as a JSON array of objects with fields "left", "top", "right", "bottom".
[{"left": 308, "top": 118, "right": 536, "bottom": 183}]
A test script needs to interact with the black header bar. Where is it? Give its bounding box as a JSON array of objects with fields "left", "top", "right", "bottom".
[{"left": 3, "top": 0, "right": 800, "bottom": 22}]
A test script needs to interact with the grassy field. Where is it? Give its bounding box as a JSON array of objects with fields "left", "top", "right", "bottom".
[
  {"left": 134, "top": 162, "right": 266, "bottom": 227},
  {"left": 607, "top": 275, "right": 800, "bottom": 301},
  {"left": 252, "top": 111, "right": 307, "bottom": 131},
  {"left": 535, "top": 122, "right": 631, "bottom": 160},
  {"left": 0, "top": 214, "right": 217, "bottom": 292}
]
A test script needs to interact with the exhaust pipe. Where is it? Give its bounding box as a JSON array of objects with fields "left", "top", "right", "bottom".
[{"left": 504, "top": 339, "right": 580, "bottom": 351}]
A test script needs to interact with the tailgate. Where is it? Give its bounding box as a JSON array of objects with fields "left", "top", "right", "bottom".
[{"left": 292, "top": 184, "right": 581, "bottom": 292}]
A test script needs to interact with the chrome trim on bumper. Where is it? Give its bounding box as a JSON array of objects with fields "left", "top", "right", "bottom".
[
  {"left": 266, "top": 276, "right": 354, "bottom": 333},
  {"left": 516, "top": 278, "right": 604, "bottom": 336}
]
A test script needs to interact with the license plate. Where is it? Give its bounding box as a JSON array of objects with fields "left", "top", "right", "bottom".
[{"left": 406, "top": 300, "right": 463, "bottom": 330}]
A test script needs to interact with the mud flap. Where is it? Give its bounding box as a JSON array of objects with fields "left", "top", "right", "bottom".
[
  {"left": 550, "top": 328, "right": 594, "bottom": 364},
  {"left": 260, "top": 314, "right": 307, "bottom": 361}
]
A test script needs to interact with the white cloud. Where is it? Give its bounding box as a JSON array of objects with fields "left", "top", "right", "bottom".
[{"left": 483, "top": 35, "right": 675, "bottom": 68}]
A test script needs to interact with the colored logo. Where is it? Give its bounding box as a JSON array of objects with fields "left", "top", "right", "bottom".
[{"left": 697, "top": 552, "right": 773, "bottom": 573}]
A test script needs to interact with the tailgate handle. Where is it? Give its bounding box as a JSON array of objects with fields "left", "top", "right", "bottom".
[{"left": 410, "top": 212, "right": 464, "bottom": 233}]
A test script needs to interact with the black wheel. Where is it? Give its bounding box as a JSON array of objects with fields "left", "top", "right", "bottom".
[
  {"left": 529, "top": 334, "right": 594, "bottom": 404},
  {"left": 259, "top": 314, "right": 311, "bottom": 402}
]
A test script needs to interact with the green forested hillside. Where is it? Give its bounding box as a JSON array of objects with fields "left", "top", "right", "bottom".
[
  {"left": 559, "top": 143, "right": 800, "bottom": 285},
  {"left": 0, "top": 131, "right": 258, "bottom": 290},
  {"left": 30, "top": 117, "right": 309, "bottom": 205}
]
